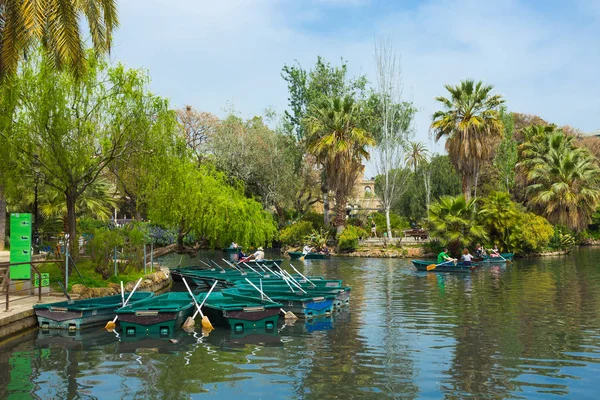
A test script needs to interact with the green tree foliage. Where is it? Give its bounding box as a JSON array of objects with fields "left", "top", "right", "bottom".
[
  {"left": 337, "top": 225, "right": 368, "bottom": 252},
  {"left": 144, "top": 153, "right": 277, "bottom": 251},
  {"left": 519, "top": 127, "right": 600, "bottom": 231},
  {"left": 0, "top": 0, "right": 118, "bottom": 250},
  {"left": 405, "top": 141, "right": 429, "bottom": 173},
  {"left": 393, "top": 155, "right": 462, "bottom": 221},
  {"left": 304, "top": 95, "right": 375, "bottom": 229},
  {"left": 279, "top": 221, "right": 314, "bottom": 247},
  {"left": 431, "top": 79, "right": 505, "bottom": 200},
  {"left": 281, "top": 56, "right": 368, "bottom": 140},
  {"left": 508, "top": 212, "right": 554, "bottom": 253},
  {"left": 478, "top": 191, "right": 521, "bottom": 248},
  {"left": 210, "top": 114, "right": 302, "bottom": 224},
  {"left": 494, "top": 108, "right": 518, "bottom": 192},
  {"left": 6, "top": 50, "right": 172, "bottom": 254},
  {"left": 88, "top": 226, "right": 145, "bottom": 279},
  {"left": 428, "top": 195, "right": 488, "bottom": 254}
]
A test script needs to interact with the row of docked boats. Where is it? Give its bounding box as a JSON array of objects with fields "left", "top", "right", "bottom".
[
  {"left": 411, "top": 253, "right": 514, "bottom": 273},
  {"left": 33, "top": 259, "right": 351, "bottom": 338}
]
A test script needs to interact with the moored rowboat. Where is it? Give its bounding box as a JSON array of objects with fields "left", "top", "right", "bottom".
[
  {"left": 116, "top": 292, "right": 195, "bottom": 337},
  {"left": 198, "top": 292, "right": 281, "bottom": 332},
  {"left": 34, "top": 292, "right": 154, "bottom": 330}
]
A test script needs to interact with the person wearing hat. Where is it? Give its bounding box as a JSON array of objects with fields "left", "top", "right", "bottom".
[{"left": 252, "top": 247, "right": 265, "bottom": 261}]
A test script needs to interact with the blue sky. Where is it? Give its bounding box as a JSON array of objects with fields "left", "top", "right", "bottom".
[{"left": 110, "top": 0, "right": 600, "bottom": 161}]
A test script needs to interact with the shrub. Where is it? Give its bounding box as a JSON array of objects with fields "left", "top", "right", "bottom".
[
  {"left": 89, "top": 226, "right": 146, "bottom": 279},
  {"left": 300, "top": 212, "right": 325, "bottom": 230},
  {"left": 371, "top": 212, "right": 410, "bottom": 237},
  {"left": 509, "top": 212, "right": 554, "bottom": 253},
  {"left": 337, "top": 225, "right": 368, "bottom": 252},
  {"left": 280, "top": 221, "right": 314, "bottom": 247}
]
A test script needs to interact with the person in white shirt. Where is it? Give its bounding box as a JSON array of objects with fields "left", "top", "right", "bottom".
[
  {"left": 302, "top": 245, "right": 313, "bottom": 255},
  {"left": 461, "top": 248, "right": 474, "bottom": 266},
  {"left": 252, "top": 247, "right": 265, "bottom": 261}
]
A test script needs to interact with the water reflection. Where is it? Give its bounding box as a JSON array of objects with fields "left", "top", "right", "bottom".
[{"left": 2, "top": 248, "right": 600, "bottom": 398}]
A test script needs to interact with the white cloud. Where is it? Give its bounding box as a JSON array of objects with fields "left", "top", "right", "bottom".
[{"left": 111, "top": 0, "right": 600, "bottom": 160}]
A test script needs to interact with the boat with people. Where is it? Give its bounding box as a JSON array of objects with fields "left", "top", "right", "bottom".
[
  {"left": 411, "top": 260, "right": 479, "bottom": 273},
  {"left": 288, "top": 251, "right": 328, "bottom": 260},
  {"left": 473, "top": 253, "right": 514, "bottom": 263},
  {"left": 116, "top": 292, "right": 196, "bottom": 337},
  {"left": 33, "top": 292, "right": 154, "bottom": 330}
]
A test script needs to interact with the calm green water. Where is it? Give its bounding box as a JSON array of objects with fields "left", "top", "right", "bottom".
[{"left": 2, "top": 248, "right": 600, "bottom": 399}]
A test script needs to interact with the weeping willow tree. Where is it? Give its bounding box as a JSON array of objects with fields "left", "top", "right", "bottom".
[{"left": 144, "top": 148, "right": 277, "bottom": 251}]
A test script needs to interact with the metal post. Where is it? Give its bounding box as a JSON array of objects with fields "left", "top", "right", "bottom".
[
  {"left": 5, "top": 270, "right": 9, "bottom": 312},
  {"left": 65, "top": 245, "right": 69, "bottom": 290},
  {"left": 143, "top": 243, "right": 147, "bottom": 274},
  {"left": 114, "top": 247, "right": 118, "bottom": 277},
  {"left": 150, "top": 242, "right": 154, "bottom": 272},
  {"left": 37, "top": 270, "right": 42, "bottom": 303}
]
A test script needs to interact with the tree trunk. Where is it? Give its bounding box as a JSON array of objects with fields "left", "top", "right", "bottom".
[
  {"left": 323, "top": 190, "right": 330, "bottom": 227},
  {"left": 65, "top": 188, "right": 78, "bottom": 261},
  {"left": 177, "top": 222, "right": 186, "bottom": 252},
  {"left": 462, "top": 175, "right": 472, "bottom": 202},
  {"left": 0, "top": 184, "right": 5, "bottom": 251},
  {"left": 333, "top": 190, "right": 346, "bottom": 233},
  {"left": 385, "top": 207, "right": 393, "bottom": 239}
]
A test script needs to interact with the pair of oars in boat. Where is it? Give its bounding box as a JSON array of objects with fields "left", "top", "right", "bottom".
[
  {"left": 182, "top": 277, "right": 218, "bottom": 330},
  {"left": 105, "top": 277, "right": 143, "bottom": 330}
]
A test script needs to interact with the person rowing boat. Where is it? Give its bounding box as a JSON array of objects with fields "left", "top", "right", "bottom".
[{"left": 437, "top": 247, "right": 457, "bottom": 265}]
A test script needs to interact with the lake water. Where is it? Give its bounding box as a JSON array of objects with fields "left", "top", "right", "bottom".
[{"left": 2, "top": 248, "right": 600, "bottom": 399}]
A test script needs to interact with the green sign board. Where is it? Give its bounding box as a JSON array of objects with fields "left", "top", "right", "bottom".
[
  {"left": 34, "top": 273, "right": 49, "bottom": 287},
  {"left": 10, "top": 213, "right": 32, "bottom": 280}
]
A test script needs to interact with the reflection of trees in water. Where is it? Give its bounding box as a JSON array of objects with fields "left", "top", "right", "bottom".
[{"left": 284, "top": 258, "right": 419, "bottom": 399}]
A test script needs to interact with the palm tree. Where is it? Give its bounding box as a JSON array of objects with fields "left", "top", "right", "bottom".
[
  {"left": 519, "top": 129, "right": 600, "bottom": 231},
  {"left": 428, "top": 194, "right": 488, "bottom": 255},
  {"left": 305, "top": 95, "right": 375, "bottom": 229},
  {"left": 0, "top": 0, "right": 119, "bottom": 77},
  {"left": 430, "top": 79, "right": 504, "bottom": 201},
  {"left": 0, "top": 0, "right": 119, "bottom": 251},
  {"left": 405, "top": 141, "right": 429, "bottom": 173},
  {"left": 478, "top": 191, "right": 520, "bottom": 248}
]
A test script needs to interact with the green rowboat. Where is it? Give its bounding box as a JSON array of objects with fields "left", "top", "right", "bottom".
[
  {"left": 33, "top": 292, "right": 154, "bottom": 330},
  {"left": 223, "top": 288, "right": 335, "bottom": 318},
  {"left": 197, "top": 292, "right": 281, "bottom": 332},
  {"left": 411, "top": 260, "right": 479, "bottom": 273},
  {"left": 117, "top": 292, "right": 195, "bottom": 337},
  {"left": 288, "top": 251, "right": 328, "bottom": 260}
]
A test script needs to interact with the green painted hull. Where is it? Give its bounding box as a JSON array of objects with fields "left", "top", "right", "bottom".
[
  {"left": 411, "top": 260, "right": 479, "bottom": 273},
  {"left": 33, "top": 292, "right": 154, "bottom": 330},
  {"left": 223, "top": 288, "right": 335, "bottom": 318},
  {"left": 198, "top": 292, "right": 281, "bottom": 332},
  {"left": 474, "top": 253, "right": 513, "bottom": 263},
  {"left": 233, "top": 283, "right": 350, "bottom": 308},
  {"left": 288, "top": 251, "right": 328, "bottom": 260},
  {"left": 117, "top": 292, "right": 195, "bottom": 337}
]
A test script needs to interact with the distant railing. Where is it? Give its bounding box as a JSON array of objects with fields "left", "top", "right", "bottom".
[{"left": 0, "top": 259, "right": 65, "bottom": 312}]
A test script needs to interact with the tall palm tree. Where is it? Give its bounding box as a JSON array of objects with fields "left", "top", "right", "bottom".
[
  {"left": 0, "top": 0, "right": 118, "bottom": 77},
  {"left": 430, "top": 79, "right": 504, "bottom": 201},
  {"left": 428, "top": 194, "right": 488, "bottom": 255},
  {"left": 305, "top": 95, "right": 375, "bottom": 229},
  {"left": 405, "top": 141, "right": 429, "bottom": 173},
  {"left": 0, "top": 0, "right": 119, "bottom": 251},
  {"left": 519, "top": 129, "right": 600, "bottom": 231}
]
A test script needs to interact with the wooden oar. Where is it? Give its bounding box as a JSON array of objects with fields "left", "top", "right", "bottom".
[
  {"left": 120, "top": 282, "right": 125, "bottom": 305},
  {"left": 426, "top": 260, "right": 453, "bottom": 271},
  {"left": 244, "top": 278, "right": 297, "bottom": 320},
  {"left": 183, "top": 280, "right": 218, "bottom": 328},
  {"left": 493, "top": 252, "right": 512, "bottom": 264},
  {"left": 182, "top": 277, "right": 213, "bottom": 330},
  {"left": 105, "top": 277, "right": 143, "bottom": 330},
  {"left": 288, "top": 263, "right": 317, "bottom": 287}
]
